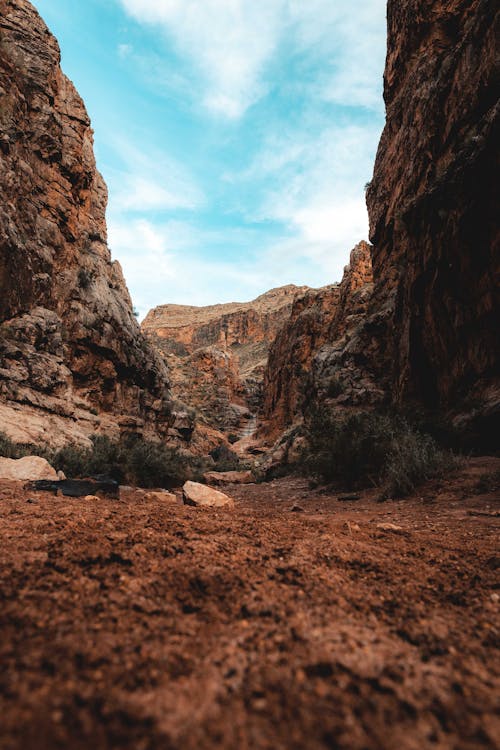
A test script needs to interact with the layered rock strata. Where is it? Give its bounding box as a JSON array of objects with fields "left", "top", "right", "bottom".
[
  {"left": 0, "top": 0, "right": 173, "bottom": 447},
  {"left": 143, "top": 286, "right": 310, "bottom": 432}
]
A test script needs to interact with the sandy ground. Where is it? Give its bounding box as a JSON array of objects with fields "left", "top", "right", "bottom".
[{"left": 0, "top": 457, "right": 499, "bottom": 750}]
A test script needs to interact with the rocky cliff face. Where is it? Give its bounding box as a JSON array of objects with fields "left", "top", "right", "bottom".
[
  {"left": 0, "top": 0, "right": 173, "bottom": 447},
  {"left": 367, "top": 0, "right": 499, "bottom": 445},
  {"left": 263, "top": 242, "right": 377, "bottom": 435},
  {"left": 263, "top": 1, "right": 499, "bottom": 449},
  {"left": 143, "top": 286, "right": 310, "bottom": 433}
]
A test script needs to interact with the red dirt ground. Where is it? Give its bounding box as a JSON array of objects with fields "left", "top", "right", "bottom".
[{"left": 0, "top": 457, "right": 499, "bottom": 750}]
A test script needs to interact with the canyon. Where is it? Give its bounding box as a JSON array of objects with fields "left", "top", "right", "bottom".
[
  {"left": 0, "top": 1, "right": 499, "bottom": 748},
  {"left": 142, "top": 285, "right": 310, "bottom": 435}
]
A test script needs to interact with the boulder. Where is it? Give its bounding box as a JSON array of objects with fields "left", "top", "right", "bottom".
[
  {"left": 203, "top": 470, "right": 253, "bottom": 486},
  {"left": 182, "top": 481, "right": 235, "bottom": 508},
  {"left": 0, "top": 456, "right": 57, "bottom": 481},
  {"left": 144, "top": 490, "right": 178, "bottom": 505}
]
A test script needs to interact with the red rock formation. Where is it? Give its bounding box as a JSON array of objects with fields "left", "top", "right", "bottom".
[
  {"left": 367, "top": 0, "right": 500, "bottom": 444},
  {"left": 264, "top": 1, "right": 499, "bottom": 450},
  {"left": 0, "top": 0, "right": 172, "bottom": 446},
  {"left": 143, "top": 286, "right": 310, "bottom": 431},
  {"left": 142, "top": 285, "right": 309, "bottom": 353},
  {"left": 263, "top": 242, "right": 376, "bottom": 434}
]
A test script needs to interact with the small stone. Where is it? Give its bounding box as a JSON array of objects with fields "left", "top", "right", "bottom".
[
  {"left": 144, "top": 490, "right": 177, "bottom": 505},
  {"left": 84, "top": 495, "right": 100, "bottom": 502},
  {"left": 291, "top": 503, "right": 305, "bottom": 513},
  {"left": 57, "top": 470, "right": 66, "bottom": 481},
  {"left": 338, "top": 493, "right": 361, "bottom": 502},
  {"left": 491, "top": 593, "right": 499, "bottom": 604},
  {"left": 376, "top": 522, "right": 404, "bottom": 533}
]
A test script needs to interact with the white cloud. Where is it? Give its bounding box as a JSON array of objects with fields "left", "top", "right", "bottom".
[
  {"left": 106, "top": 137, "right": 204, "bottom": 214},
  {"left": 117, "top": 43, "right": 133, "bottom": 58},
  {"left": 118, "top": 0, "right": 386, "bottom": 118},
  {"left": 119, "top": 0, "right": 284, "bottom": 119}
]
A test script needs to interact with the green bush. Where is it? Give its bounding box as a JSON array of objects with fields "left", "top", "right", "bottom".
[
  {"left": 0, "top": 431, "right": 208, "bottom": 488},
  {"left": 304, "top": 410, "right": 456, "bottom": 497},
  {"left": 0, "top": 432, "right": 19, "bottom": 458},
  {"left": 209, "top": 444, "right": 242, "bottom": 472}
]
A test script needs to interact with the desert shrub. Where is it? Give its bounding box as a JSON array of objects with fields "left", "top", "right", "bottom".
[
  {"left": 227, "top": 433, "right": 239, "bottom": 445},
  {"left": 209, "top": 444, "right": 242, "bottom": 472},
  {"left": 50, "top": 435, "right": 207, "bottom": 488},
  {"left": 0, "top": 432, "right": 52, "bottom": 461},
  {"left": 305, "top": 409, "right": 456, "bottom": 497},
  {"left": 124, "top": 439, "right": 199, "bottom": 488},
  {"left": 384, "top": 429, "right": 457, "bottom": 498},
  {"left": 0, "top": 432, "right": 19, "bottom": 458}
]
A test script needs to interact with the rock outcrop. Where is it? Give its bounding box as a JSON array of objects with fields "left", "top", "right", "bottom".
[
  {"left": 0, "top": 0, "right": 173, "bottom": 447},
  {"left": 263, "top": 242, "right": 376, "bottom": 435},
  {"left": 366, "top": 0, "right": 499, "bottom": 446},
  {"left": 143, "top": 286, "right": 310, "bottom": 433}
]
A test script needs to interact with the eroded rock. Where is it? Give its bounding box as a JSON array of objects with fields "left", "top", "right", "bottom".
[
  {"left": 0, "top": 456, "right": 57, "bottom": 481},
  {"left": 182, "top": 481, "right": 235, "bottom": 508}
]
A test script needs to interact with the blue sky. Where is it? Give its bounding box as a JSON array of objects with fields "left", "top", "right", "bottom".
[{"left": 33, "top": 0, "right": 387, "bottom": 316}]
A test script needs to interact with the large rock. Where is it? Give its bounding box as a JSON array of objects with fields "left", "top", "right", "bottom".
[
  {"left": 182, "top": 481, "right": 235, "bottom": 508},
  {"left": 0, "top": 456, "right": 57, "bottom": 481},
  {"left": 0, "top": 0, "right": 173, "bottom": 447}
]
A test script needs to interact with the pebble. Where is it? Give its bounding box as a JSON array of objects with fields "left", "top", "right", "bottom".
[{"left": 376, "top": 522, "right": 404, "bottom": 533}]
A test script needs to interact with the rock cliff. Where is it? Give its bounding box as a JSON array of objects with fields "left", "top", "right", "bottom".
[
  {"left": 143, "top": 286, "right": 310, "bottom": 433},
  {"left": 263, "top": 0, "right": 499, "bottom": 449},
  {"left": 263, "top": 242, "right": 377, "bottom": 436},
  {"left": 367, "top": 0, "right": 499, "bottom": 445},
  {"left": 0, "top": 0, "right": 173, "bottom": 447}
]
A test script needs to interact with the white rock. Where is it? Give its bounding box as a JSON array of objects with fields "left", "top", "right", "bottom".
[
  {"left": 182, "top": 481, "right": 235, "bottom": 508},
  {"left": 0, "top": 456, "right": 58, "bottom": 481}
]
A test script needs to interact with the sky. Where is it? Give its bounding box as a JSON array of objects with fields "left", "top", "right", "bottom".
[{"left": 33, "top": 0, "right": 387, "bottom": 317}]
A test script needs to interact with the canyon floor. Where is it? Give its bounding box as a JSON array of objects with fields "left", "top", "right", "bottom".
[{"left": 0, "top": 458, "right": 499, "bottom": 750}]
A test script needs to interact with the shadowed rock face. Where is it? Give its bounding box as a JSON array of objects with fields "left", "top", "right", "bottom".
[
  {"left": 367, "top": 0, "right": 499, "bottom": 444},
  {"left": 263, "top": 243, "right": 376, "bottom": 435},
  {"left": 0, "top": 0, "right": 172, "bottom": 446},
  {"left": 264, "top": 1, "right": 499, "bottom": 448}
]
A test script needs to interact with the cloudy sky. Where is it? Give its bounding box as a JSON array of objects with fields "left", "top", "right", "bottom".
[{"left": 34, "top": 0, "right": 387, "bottom": 317}]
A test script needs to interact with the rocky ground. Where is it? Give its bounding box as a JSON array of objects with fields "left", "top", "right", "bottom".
[{"left": 0, "top": 457, "right": 499, "bottom": 750}]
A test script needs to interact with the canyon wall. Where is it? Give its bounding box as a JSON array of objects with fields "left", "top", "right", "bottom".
[
  {"left": 367, "top": 0, "right": 499, "bottom": 444},
  {"left": 0, "top": 0, "right": 173, "bottom": 447},
  {"left": 264, "top": 0, "right": 499, "bottom": 449},
  {"left": 143, "top": 286, "right": 310, "bottom": 432},
  {"left": 263, "top": 242, "right": 379, "bottom": 436}
]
